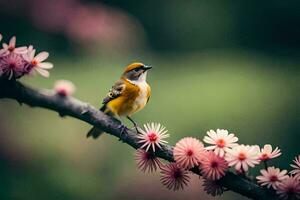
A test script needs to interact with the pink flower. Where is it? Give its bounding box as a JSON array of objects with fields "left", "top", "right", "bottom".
[
  {"left": 160, "top": 163, "right": 190, "bottom": 191},
  {"left": 202, "top": 179, "right": 225, "bottom": 196},
  {"left": 276, "top": 176, "right": 300, "bottom": 200},
  {"left": 135, "top": 149, "right": 162, "bottom": 173},
  {"left": 200, "top": 151, "right": 228, "bottom": 180},
  {"left": 290, "top": 155, "right": 300, "bottom": 180},
  {"left": 256, "top": 167, "right": 288, "bottom": 189},
  {"left": 225, "top": 145, "right": 260, "bottom": 172},
  {"left": 23, "top": 47, "right": 53, "bottom": 77},
  {"left": 203, "top": 129, "right": 238, "bottom": 157},
  {"left": 137, "top": 123, "right": 169, "bottom": 152},
  {"left": 259, "top": 144, "right": 281, "bottom": 161},
  {"left": 54, "top": 80, "right": 76, "bottom": 96},
  {"left": 173, "top": 137, "right": 205, "bottom": 169},
  {"left": 0, "top": 53, "right": 26, "bottom": 80},
  {"left": 1, "top": 36, "right": 27, "bottom": 56}
]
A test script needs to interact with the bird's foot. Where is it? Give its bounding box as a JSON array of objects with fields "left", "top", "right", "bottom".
[
  {"left": 117, "top": 124, "right": 128, "bottom": 141},
  {"left": 132, "top": 124, "right": 140, "bottom": 134},
  {"left": 126, "top": 116, "right": 140, "bottom": 134}
]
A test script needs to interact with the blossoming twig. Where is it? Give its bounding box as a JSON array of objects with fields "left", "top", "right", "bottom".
[{"left": 0, "top": 79, "right": 280, "bottom": 200}]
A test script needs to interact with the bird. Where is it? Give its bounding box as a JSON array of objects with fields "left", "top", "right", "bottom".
[{"left": 87, "top": 62, "right": 152, "bottom": 139}]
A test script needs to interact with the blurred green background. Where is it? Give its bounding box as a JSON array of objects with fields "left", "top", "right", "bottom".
[{"left": 0, "top": 0, "right": 299, "bottom": 199}]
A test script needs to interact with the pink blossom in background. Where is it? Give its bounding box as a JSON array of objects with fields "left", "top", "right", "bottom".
[
  {"left": 173, "top": 137, "right": 205, "bottom": 169},
  {"left": 256, "top": 167, "right": 288, "bottom": 189},
  {"left": 66, "top": 4, "right": 144, "bottom": 49},
  {"left": 259, "top": 144, "right": 281, "bottom": 161},
  {"left": 66, "top": 5, "right": 119, "bottom": 43},
  {"left": 203, "top": 129, "right": 238, "bottom": 157},
  {"left": 30, "top": 0, "right": 79, "bottom": 33},
  {"left": 290, "top": 155, "right": 300, "bottom": 180},
  {"left": 54, "top": 80, "right": 76, "bottom": 96},
  {"left": 160, "top": 163, "right": 190, "bottom": 191},
  {"left": 200, "top": 151, "right": 228, "bottom": 181},
  {"left": 135, "top": 149, "right": 162, "bottom": 173},
  {"left": 29, "top": 0, "right": 145, "bottom": 50}
]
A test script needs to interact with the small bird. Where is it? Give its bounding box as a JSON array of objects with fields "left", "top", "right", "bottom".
[{"left": 87, "top": 62, "right": 152, "bottom": 138}]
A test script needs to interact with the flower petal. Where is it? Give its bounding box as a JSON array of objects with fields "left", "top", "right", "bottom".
[
  {"left": 9, "top": 36, "right": 16, "bottom": 47},
  {"left": 35, "top": 51, "right": 49, "bottom": 62},
  {"left": 38, "top": 62, "right": 53, "bottom": 69},
  {"left": 35, "top": 68, "right": 49, "bottom": 77}
]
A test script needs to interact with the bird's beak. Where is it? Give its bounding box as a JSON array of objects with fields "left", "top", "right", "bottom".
[{"left": 143, "top": 65, "right": 152, "bottom": 71}]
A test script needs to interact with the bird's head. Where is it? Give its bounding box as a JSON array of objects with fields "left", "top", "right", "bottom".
[{"left": 122, "top": 62, "right": 152, "bottom": 82}]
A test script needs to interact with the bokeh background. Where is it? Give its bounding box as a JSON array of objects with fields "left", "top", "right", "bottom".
[{"left": 0, "top": 0, "right": 300, "bottom": 199}]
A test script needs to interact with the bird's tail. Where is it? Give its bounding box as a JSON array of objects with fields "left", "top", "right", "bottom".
[{"left": 86, "top": 105, "right": 111, "bottom": 139}]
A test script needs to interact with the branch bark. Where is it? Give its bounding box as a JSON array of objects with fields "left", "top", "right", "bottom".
[{"left": 0, "top": 79, "right": 278, "bottom": 200}]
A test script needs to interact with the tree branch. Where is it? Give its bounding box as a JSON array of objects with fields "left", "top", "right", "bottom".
[{"left": 0, "top": 79, "right": 278, "bottom": 200}]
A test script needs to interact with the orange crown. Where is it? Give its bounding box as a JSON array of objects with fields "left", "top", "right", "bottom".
[{"left": 123, "top": 62, "right": 145, "bottom": 73}]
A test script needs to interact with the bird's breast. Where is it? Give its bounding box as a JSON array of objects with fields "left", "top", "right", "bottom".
[{"left": 133, "top": 81, "right": 149, "bottom": 111}]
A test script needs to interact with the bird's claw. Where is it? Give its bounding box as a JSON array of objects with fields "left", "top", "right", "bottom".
[
  {"left": 132, "top": 125, "right": 140, "bottom": 134},
  {"left": 117, "top": 124, "right": 128, "bottom": 141},
  {"left": 118, "top": 124, "right": 127, "bottom": 133}
]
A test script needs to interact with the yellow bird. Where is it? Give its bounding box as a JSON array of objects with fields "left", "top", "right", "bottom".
[{"left": 87, "top": 62, "right": 152, "bottom": 138}]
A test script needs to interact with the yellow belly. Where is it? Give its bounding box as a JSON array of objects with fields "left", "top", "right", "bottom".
[
  {"left": 106, "top": 80, "right": 150, "bottom": 117},
  {"left": 107, "top": 95, "right": 147, "bottom": 116}
]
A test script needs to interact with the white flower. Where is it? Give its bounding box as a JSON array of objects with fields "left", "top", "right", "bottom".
[
  {"left": 137, "top": 123, "right": 169, "bottom": 152},
  {"left": 259, "top": 144, "right": 281, "bottom": 161},
  {"left": 290, "top": 155, "right": 300, "bottom": 180},
  {"left": 225, "top": 144, "right": 260, "bottom": 172},
  {"left": 203, "top": 129, "right": 238, "bottom": 157},
  {"left": 256, "top": 167, "right": 288, "bottom": 189},
  {"left": 22, "top": 46, "right": 53, "bottom": 77}
]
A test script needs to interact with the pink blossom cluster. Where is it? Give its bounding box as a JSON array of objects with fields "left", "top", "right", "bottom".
[
  {"left": 28, "top": 0, "right": 143, "bottom": 49},
  {"left": 1, "top": 0, "right": 144, "bottom": 50},
  {"left": 0, "top": 34, "right": 53, "bottom": 80},
  {"left": 135, "top": 126, "right": 300, "bottom": 199}
]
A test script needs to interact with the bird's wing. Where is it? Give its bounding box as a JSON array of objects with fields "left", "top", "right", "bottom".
[
  {"left": 90, "top": 80, "right": 125, "bottom": 138},
  {"left": 102, "top": 80, "right": 126, "bottom": 105}
]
